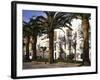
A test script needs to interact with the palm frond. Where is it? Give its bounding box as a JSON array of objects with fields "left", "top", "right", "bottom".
[
  {"left": 64, "top": 24, "right": 73, "bottom": 30},
  {"left": 54, "top": 25, "right": 65, "bottom": 34}
]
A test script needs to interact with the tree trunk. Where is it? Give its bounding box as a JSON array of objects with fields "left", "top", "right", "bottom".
[
  {"left": 74, "top": 40, "right": 76, "bottom": 61},
  {"left": 67, "top": 30, "right": 72, "bottom": 55},
  {"left": 48, "top": 30, "right": 54, "bottom": 64},
  {"left": 26, "top": 36, "right": 30, "bottom": 61},
  {"left": 74, "top": 32, "right": 77, "bottom": 61},
  {"left": 82, "top": 15, "right": 90, "bottom": 66},
  {"left": 23, "top": 41, "right": 25, "bottom": 62},
  {"left": 32, "top": 35, "right": 37, "bottom": 60}
]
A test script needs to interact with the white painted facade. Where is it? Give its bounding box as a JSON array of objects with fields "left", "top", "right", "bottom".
[{"left": 23, "top": 19, "right": 91, "bottom": 61}]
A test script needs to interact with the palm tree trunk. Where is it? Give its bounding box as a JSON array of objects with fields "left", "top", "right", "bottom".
[
  {"left": 82, "top": 15, "right": 90, "bottom": 66},
  {"left": 74, "top": 40, "right": 76, "bottom": 61},
  {"left": 48, "top": 30, "right": 54, "bottom": 64},
  {"left": 26, "top": 36, "right": 30, "bottom": 61},
  {"left": 32, "top": 35, "right": 37, "bottom": 60},
  {"left": 67, "top": 30, "right": 72, "bottom": 55},
  {"left": 74, "top": 32, "right": 77, "bottom": 61}
]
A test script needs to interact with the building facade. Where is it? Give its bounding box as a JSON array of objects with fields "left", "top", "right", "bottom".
[{"left": 23, "top": 19, "right": 91, "bottom": 62}]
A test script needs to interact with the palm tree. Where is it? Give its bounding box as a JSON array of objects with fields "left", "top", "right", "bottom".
[
  {"left": 73, "top": 13, "right": 91, "bottom": 65},
  {"left": 23, "top": 21, "right": 32, "bottom": 61},
  {"left": 28, "top": 17, "right": 47, "bottom": 60},
  {"left": 81, "top": 14, "right": 90, "bottom": 65},
  {"left": 28, "top": 18, "right": 39, "bottom": 60},
  {"left": 67, "top": 29, "right": 72, "bottom": 55},
  {"left": 36, "top": 11, "right": 73, "bottom": 63}
]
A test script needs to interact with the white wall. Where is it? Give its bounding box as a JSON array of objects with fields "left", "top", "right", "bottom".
[{"left": 0, "top": 0, "right": 99, "bottom": 80}]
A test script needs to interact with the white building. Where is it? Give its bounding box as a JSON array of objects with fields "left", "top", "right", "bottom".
[{"left": 23, "top": 18, "right": 91, "bottom": 61}]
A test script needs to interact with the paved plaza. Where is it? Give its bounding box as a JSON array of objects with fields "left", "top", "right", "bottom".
[{"left": 23, "top": 61, "right": 82, "bottom": 69}]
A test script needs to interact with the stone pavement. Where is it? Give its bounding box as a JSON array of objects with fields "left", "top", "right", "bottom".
[{"left": 23, "top": 61, "right": 82, "bottom": 69}]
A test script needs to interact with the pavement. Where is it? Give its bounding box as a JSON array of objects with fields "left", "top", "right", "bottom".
[{"left": 23, "top": 61, "right": 82, "bottom": 69}]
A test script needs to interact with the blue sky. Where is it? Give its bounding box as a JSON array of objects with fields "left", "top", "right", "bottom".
[{"left": 23, "top": 10, "right": 46, "bottom": 22}]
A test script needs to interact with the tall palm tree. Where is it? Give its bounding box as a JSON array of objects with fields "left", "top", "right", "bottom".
[
  {"left": 37, "top": 11, "right": 73, "bottom": 63},
  {"left": 28, "top": 17, "right": 47, "bottom": 60},
  {"left": 73, "top": 13, "right": 91, "bottom": 65},
  {"left": 81, "top": 14, "right": 90, "bottom": 65},
  {"left": 67, "top": 29, "right": 72, "bottom": 55},
  {"left": 28, "top": 18, "right": 39, "bottom": 60},
  {"left": 23, "top": 21, "right": 32, "bottom": 61}
]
